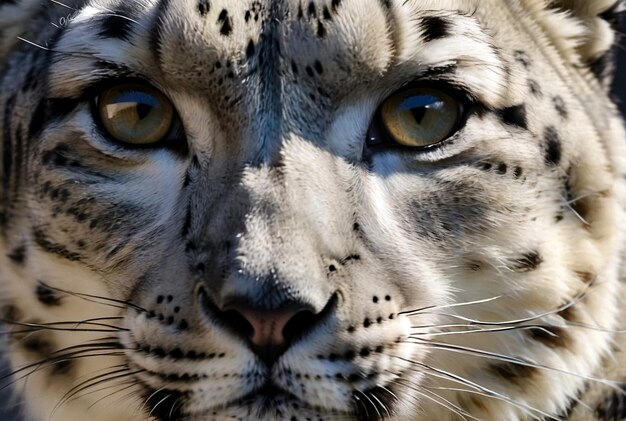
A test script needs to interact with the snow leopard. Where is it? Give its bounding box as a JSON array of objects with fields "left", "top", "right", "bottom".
[{"left": 0, "top": 0, "right": 625, "bottom": 420}]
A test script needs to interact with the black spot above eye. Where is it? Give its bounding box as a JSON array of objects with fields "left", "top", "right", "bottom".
[
  {"left": 98, "top": 4, "right": 137, "bottom": 40},
  {"left": 421, "top": 16, "right": 450, "bottom": 42}
]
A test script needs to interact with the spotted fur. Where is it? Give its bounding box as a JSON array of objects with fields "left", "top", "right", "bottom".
[{"left": 0, "top": 1, "right": 625, "bottom": 420}]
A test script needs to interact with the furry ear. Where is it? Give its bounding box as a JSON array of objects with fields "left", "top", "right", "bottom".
[{"left": 547, "top": 0, "right": 625, "bottom": 86}]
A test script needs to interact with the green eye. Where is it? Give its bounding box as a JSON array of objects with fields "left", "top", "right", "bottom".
[
  {"left": 97, "top": 83, "right": 175, "bottom": 145},
  {"left": 370, "top": 86, "right": 463, "bottom": 149}
]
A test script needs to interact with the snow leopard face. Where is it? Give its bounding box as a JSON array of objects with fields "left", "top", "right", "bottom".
[{"left": 0, "top": 1, "right": 625, "bottom": 420}]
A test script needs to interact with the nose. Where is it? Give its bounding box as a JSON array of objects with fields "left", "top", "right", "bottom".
[
  {"left": 221, "top": 303, "right": 325, "bottom": 366},
  {"left": 202, "top": 289, "right": 335, "bottom": 366}
]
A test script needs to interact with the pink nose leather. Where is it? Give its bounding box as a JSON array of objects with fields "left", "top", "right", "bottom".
[{"left": 235, "top": 308, "right": 300, "bottom": 347}]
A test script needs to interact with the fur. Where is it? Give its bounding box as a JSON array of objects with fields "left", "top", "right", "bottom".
[{"left": 0, "top": 0, "right": 625, "bottom": 420}]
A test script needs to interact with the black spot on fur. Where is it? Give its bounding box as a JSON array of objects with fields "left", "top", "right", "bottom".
[
  {"left": 36, "top": 283, "right": 62, "bottom": 306},
  {"left": 596, "top": 386, "right": 626, "bottom": 421},
  {"left": 331, "top": 0, "right": 342, "bottom": 11},
  {"left": 323, "top": 6, "right": 332, "bottom": 20},
  {"left": 28, "top": 98, "right": 79, "bottom": 144},
  {"left": 317, "top": 21, "right": 326, "bottom": 37},
  {"left": 246, "top": 39, "right": 255, "bottom": 58},
  {"left": 512, "top": 252, "right": 543, "bottom": 272},
  {"left": 314, "top": 60, "right": 324, "bottom": 74},
  {"left": 490, "top": 363, "right": 535, "bottom": 381},
  {"left": 308, "top": 2, "right": 316, "bottom": 17},
  {"left": 514, "top": 50, "right": 531, "bottom": 68},
  {"left": 528, "top": 79, "right": 542, "bottom": 96},
  {"left": 543, "top": 126, "right": 562, "bottom": 166},
  {"left": 218, "top": 9, "right": 232, "bottom": 36},
  {"left": 23, "top": 336, "right": 53, "bottom": 355},
  {"left": 7, "top": 245, "right": 26, "bottom": 264},
  {"left": 98, "top": 4, "right": 137, "bottom": 40},
  {"left": 33, "top": 228, "right": 81, "bottom": 262},
  {"left": 197, "top": 0, "right": 210, "bottom": 16},
  {"left": 553, "top": 96, "right": 568, "bottom": 119},
  {"left": 421, "top": 16, "right": 450, "bottom": 42},
  {"left": 497, "top": 105, "right": 528, "bottom": 129}
]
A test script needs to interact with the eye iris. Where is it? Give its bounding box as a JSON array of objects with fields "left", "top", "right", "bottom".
[
  {"left": 380, "top": 87, "right": 459, "bottom": 148},
  {"left": 99, "top": 84, "right": 174, "bottom": 145}
]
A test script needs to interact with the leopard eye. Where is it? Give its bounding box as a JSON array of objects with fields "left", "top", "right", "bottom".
[
  {"left": 368, "top": 86, "right": 463, "bottom": 149},
  {"left": 97, "top": 83, "right": 175, "bottom": 146}
]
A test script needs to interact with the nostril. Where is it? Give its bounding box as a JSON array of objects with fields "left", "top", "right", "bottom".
[
  {"left": 282, "top": 310, "right": 320, "bottom": 344},
  {"left": 220, "top": 309, "right": 255, "bottom": 339}
]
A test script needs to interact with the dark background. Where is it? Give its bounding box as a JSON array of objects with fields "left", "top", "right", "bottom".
[{"left": 0, "top": 20, "right": 625, "bottom": 421}]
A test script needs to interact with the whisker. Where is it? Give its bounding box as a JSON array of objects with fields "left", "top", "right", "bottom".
[
  {"left": 411, "top": 324, "right": 557, "bottom": 337},
  {"left": 61, "top": 370, "right": 143, "bottom": 410},
  {"left": 406, "top": 338, "right": 626, "bottom": 392},
  {"left": 390, "top": 378, "right": 478, "bottom": 421},
  {"left": 86, "top": 381, "right": 138, "bottom": 411},
  {"left": 40, "top": 283, "right": 148, "bottom": 313},
  {"left": 400, "top": 296, "right": 503, "bottom": 316},
  {"left": 54, "top": 366, "right": 134, "bottom": 412},
  {"left": 386, "top": 355, "right": 558, "bottom": 419}
]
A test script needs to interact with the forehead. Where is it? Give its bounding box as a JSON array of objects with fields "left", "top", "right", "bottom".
[{"left": 52, "top": 0, "right": 512, "bottom": 109}]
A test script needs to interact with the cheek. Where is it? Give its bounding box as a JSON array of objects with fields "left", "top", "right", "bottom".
[{"left": 28, "top": 148, "right": 186, "bottom": 270}]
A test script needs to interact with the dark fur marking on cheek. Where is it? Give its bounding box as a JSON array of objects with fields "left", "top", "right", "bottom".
[
  {"left": 528, "top": 79, "right": 542, "bottom": 96},
  {"left": 33, "top": 228, "right": 81, "bottom": 262},
  {"left": 497, "top": 105, "right": 528, "bottom": 130},
  {"left": 543, "top": 126, "right": 562, "bottom": 166},
  {"left": 512, "top": 251, "right": 543, "bottom": 272},
  {"left": 553, "top": 96, "right": 568, "bottom": 119},
  {"left": 421, "top": 16, "right": 450, "bottom": 42},
  {"left": 489, "top": 363, "right": 535, "bottom": 381},
  {"left": 595, "top": 386, "right": 626, "bottom": 421},
  {"left": 576, "top": 271, "right": 594, "bottom": 284},
  {"left": 514, "top": 50, "right": 531, "bottom": 68},
  {"left": 23, "top": 336, "right": 53, "bottom": 355},
  {"left": 2, "top": 305, "right": 22, "bottom": 322},
  {"left": 7, "top": 245, "right": 27, "bottom": 264},
  {"left": 35, "top": 283, "right": 61, "bottom": 307}
]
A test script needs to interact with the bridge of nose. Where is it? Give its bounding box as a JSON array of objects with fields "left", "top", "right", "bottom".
[{"left": 201, "top": 158, "right": 340, "bottom": 316}]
